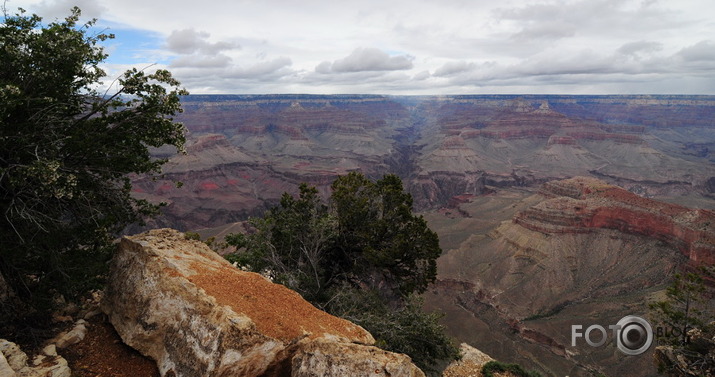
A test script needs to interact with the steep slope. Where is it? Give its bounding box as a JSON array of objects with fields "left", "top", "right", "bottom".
[{"left": 424, "top": 177, "right": 715, "bottom": 377}]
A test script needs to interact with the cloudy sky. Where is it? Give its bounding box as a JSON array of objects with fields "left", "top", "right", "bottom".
[{"left": 8, "top": 0, "right": 715, "bottom": 94}]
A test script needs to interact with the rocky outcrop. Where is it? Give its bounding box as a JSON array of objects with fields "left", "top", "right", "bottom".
[
  {"left": 102, "top": 229, "right": 424, "bottom": 377},
  {"left": 442, "top": 343, "right": 494, "bottom": 377},
  {"left": 291, "top": 340, "right": 423, "bottom": 377},
  {"left": 654, "top": 325, "right": 715, "bottom": 377},
  {"left": 426, "top": 178, "right": 712, "bottom": 377},
  {"left": 514, "top": 177, "right": 715, "bottom": 265},
  {"left": 0, "top": 339, "right": 71, "bottom": 377}
]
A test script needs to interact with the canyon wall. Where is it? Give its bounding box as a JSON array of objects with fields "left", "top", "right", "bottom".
[{"left": 424, "top": 177, "right": 714, "bottom": 377}]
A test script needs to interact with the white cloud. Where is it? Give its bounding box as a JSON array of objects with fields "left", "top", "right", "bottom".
[
  {"left": 24, "top": 0, "right": 106, "bottom": 21},
  {"left": 8, "top": 0, "right": 715, "bottom": 94},
  {"left": 434, "top": 61, "right": 479, "bottom": 77},
  {"left": 170, "top": 54, "right": 232, "bottom": 68},
  {"left": 166, "top": 29, "right": 239, "bottom": 55},
  {"left": 227, "top": 57, "right": 293, "bottom": 78}
]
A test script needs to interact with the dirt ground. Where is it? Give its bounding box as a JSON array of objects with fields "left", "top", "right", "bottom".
[{"left": 61, "top": 315, "right": 159, "bottom": 377}]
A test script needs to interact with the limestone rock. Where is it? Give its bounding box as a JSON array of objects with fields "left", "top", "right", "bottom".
[
  {"left": 42, "top": 344, "right": 57, "bottom": 357},
  {"left": 0, "top": 339, "right": 71, "bottom": 377},
  {"left": 0, "top": 340, "right": 27, "bottom": 372},
  {"left": 442, "top": 343, "right": 494, "bottom": 377},
  {"left": 103, "top": 229, "right": 419, "bottom": 377},
  {"left": 0, "top": 352, "right": 16, "bottom": 377},
  {"left": 291, "top": 340, "right": 424, "bottom": 377},
  {"left": 653, "top": 325, "right": 715, "bottom": 377},
  {"left": 53, "top": 319, "right": 87, "bottom": 349}
]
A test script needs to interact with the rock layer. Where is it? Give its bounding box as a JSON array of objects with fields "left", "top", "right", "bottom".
[
  {"left": 515, "top": 177, "right": 715, "bottom": 265},
  {"left": 102, "top": 228, "right": 423, "bottom": 377},
  {"left": 424, "top": 178, "right": 714, "bottom": 377}
]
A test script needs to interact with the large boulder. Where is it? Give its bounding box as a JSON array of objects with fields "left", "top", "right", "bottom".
[{"left": 102, "top": 228, "right": 424, "bottom": 377}]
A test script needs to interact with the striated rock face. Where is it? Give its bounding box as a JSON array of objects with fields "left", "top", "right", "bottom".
[
  {"left": 515, "top": 177, "right": 715, "bottom": 265},
  {"left": 424, "top": 178, "right": 714, "bottom": 377},
  {"left": 102, "top": 228, "right": 423, "bottom": 377}
]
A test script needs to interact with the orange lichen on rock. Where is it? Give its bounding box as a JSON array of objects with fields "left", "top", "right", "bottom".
[{"left": 187, "top": 264, "right": 367, "bottom": 342}]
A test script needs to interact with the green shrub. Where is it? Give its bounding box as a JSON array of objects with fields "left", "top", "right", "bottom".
[{"left": 482, "top": 360, "right": 543, "bottom": 377}]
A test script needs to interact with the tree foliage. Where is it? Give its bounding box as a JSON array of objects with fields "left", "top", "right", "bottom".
[
  {"left": 481, "top": 361, "right": 543, "bottom": 377},
  {"left": 226, "top": 172, "right": 458, "bottom": 372},
  {"left": 649, "top": 267, "right": 715, "bottom": 375},
  {"left": 0, "top": 7, "right": 187, "bottom": 316},
  {"left": 229, "top": 173, "right": 441, "bottom": 301},
  {"left": 650, "top": 268, "right": 714, "bottom": 346}
]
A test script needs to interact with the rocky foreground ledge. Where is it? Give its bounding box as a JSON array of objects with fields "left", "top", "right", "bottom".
[{"left": 102, "top": 228, "right": 424, "bottom": 377}]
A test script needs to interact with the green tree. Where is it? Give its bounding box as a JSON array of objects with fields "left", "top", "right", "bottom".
[
  {"left": 227, "top": 183, "right": 337, "bottom": 302},
  {"left": 226, "top": 173, "right": 458, "bottom": 373},
  {"left": 650, "top": 268, "right": 714, "bottom": 346},
  {"left": 481, "top": 361, "right": 543, "bottom": 377},
  {"left": 0, "top": 7, "right": 187, "bottom": 319},
  {"left": 330, "top": 172, "right": 441, "bottom": 297}
]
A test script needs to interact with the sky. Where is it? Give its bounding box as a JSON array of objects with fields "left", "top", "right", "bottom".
[{"left": 7, "top": 0, "right": 715, "bottom": 95}]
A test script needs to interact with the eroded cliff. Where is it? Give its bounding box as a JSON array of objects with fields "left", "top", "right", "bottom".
[{"left": 424, "top": 177, "right": 714, "bottom": 377}]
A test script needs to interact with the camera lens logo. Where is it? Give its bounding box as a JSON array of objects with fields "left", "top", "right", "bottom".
[{"left": 615, "top": 315, "right": 653, "bottom": 356}]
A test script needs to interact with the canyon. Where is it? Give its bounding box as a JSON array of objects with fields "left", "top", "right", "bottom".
[
  {"left": 130, "top": 94, "right": 715, "bottom": 376},
  {"left": 133, "top": 94, "right": 715, "bottom": 230}
]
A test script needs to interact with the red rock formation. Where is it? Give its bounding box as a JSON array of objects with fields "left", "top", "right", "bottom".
[
  {"left": 514, "top": 177, "right": 715, "bottom": 265},
  {"left": 566, "top": 131, "right": 642, "bottom": 144}
]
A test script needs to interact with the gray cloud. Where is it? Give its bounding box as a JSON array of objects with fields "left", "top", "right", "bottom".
[
  {"left": 29, "top": 0, "right": 106, "bottom": 20},
  {"left": 617, "top": 41, "right": 663, "bottom": 57},
  {"left": 510, "top": 21, "right": 577, "bottom": 42},
  {"left": 23, "top": 0, "right": 713, "bottom": 94},
  {"left": 434, "top": 61, "right": 478, "bottom": 77},
  {"left": 227, "top": 57, "right": 293, "bottom": 79},
  {"left": 166, "top": 29, "right": 239, "bottom": 55},
  {"left": 677, "top": 40, "right": 715, "bottom": 62},
  {"left": 170, "top": 54, "right": 232, "bottom": 68},
  {"left": 413, "top": 70, "right": 431, "bottom": 81},
  {"left": 317, "top": 48, "right": 413, "bottom": 73}
]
